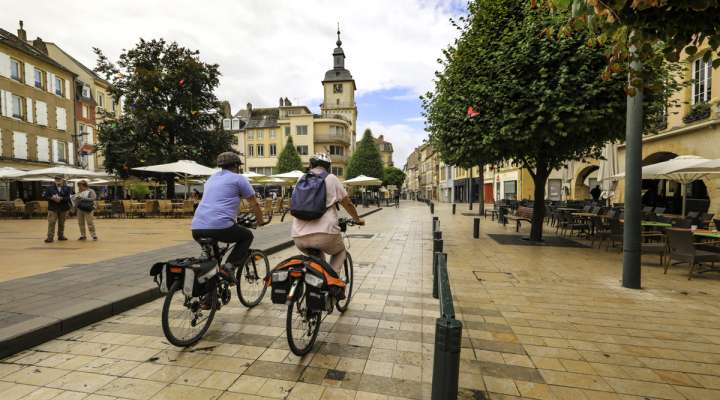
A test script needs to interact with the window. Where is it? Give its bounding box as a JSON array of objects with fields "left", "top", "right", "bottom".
[
  {"left": 296, "top": 145, "right": 308, "bottom": 155},
  {"left": 222, "top": 118, "right": 231, "bottom": 130},
  {"left": 692, "top": 57, "right": 712, "bottom": 104},
  {"left": 54, "top": 76, "right": 64, "bottom": 96},
  {"left": 34, "top": 68, "right": 45, "bottom": 89},
  {"left": 330, "top": 125, "right": 345, "bottom": 136},
  {"left": 257, "top": 129, "right": 264, "bottom": 140},
  {"left": 284, "top": 126, "right": 290, "bottom": 136},
  {"left": 331, "top": 166, "right": 344, "bottom": 177},
  {"left": 56, "top": 141, "right": 67, "bottom": 163},
  {"left": 231, "top": 118, "right": 240, "bottom": 130},
  {"left": 269, "top": 144, "right": 277, "bottom": 156},
  {"left": 269, "top": 129, "right": 276, "bottom": 139},
  {"left": 247, "top": 144, "right": 255, "bottom": 156},
  {"left": 250, "top": 167, "right": 274, "bottom": 175},
  {"left": 81, "top": 85, "right": 91, "bottom": 98},
  {"left": 257, "top": 144, "right": 265, "bottom": 157},
  {"left": 247, "top": 131, "right": 255, "bottom": 140},
  {"left": 296, "top": 125, "right": 308, "bottom": 135},
  {"left": 329, "top": 145, "right": 344, "bottom": 156},
  {"left": 503, "top": 180, "right": 517, "bottom": 200},
  {"left": 11, "top": 94, "right": 25, "bottom": 120},
  {"left": 96, "top": 92, "right": 105, "bottom": 108},
  {"left": 82, "top": 105, "right": 89, "bottom": 119},
  {"left": 110, "top": 99, "right": 116, "bottom": 112},
  {"left": 333, "top": 83, "right": 343, "bottom": 93},
  {"left": 10, "top": 58, "right": 22, "bottom": 81}
]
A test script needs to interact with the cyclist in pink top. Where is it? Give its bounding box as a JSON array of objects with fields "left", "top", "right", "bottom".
[{"left": 292, "top": 154, "right": 364, "bottom": 273}]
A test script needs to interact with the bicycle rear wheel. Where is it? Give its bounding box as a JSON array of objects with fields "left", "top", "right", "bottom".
[
  {"left": 236, "top": 250, "right": 269, "bottom": 307},
  {"left": 161, "top": 278, "right": 217, "bottom": 347},
  {"left": 286, "top": 292, "right": 321, "bottom": 356},
  {"left": 336, "top": 252, "right": 353, "bottom": 312}
]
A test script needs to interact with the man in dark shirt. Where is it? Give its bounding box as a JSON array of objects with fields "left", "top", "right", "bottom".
[
  {"left": 590, "top": 185, "right": 602, "bottom": 202},
  {"left": 44, "top": 176, "right": 72, "bottom": 243}
]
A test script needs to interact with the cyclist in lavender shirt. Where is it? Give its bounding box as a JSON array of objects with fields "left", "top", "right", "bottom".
[{"left": 192, "top": 152, "right": 268, "bottom": 269}]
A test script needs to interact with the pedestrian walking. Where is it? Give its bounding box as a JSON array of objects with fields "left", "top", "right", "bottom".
[
  {"left": 72, "top": 180, "right": 98, "bottom": 241},
  {"left": 44, "top": 176, "right": 72, "bottom": 243}
]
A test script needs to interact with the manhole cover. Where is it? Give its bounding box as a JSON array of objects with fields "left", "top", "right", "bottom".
[
  {"left": 473, "top": 271, "right": 517, "bottom": 283},
  {"left": 347, "top": 234, "right": 375, "bottom": 239},
  {"left": 325, "top": 369, "right": 346, "bottom": 381}
]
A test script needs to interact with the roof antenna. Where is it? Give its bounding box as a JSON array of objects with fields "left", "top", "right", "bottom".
[{"left": 336, "top": 22, "right": 342, "bottom": 47}]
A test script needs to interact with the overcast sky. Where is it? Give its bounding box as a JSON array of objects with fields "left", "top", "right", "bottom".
[{"left": 2, "top": 0, "right": 465, "bottom": 166}]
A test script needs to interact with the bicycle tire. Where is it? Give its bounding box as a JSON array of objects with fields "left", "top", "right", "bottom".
[
  {"left": 161, "top": 278, "right": 217, "bottom": 347},
  {"left": 286, "top": 293, "right": 321, "bottom": 356},
  {"left": 236, "top": 250, "right": 270, "bottom": 308},
  {"left": 336, "top": 252, "right": 353, "bottom": 312}
]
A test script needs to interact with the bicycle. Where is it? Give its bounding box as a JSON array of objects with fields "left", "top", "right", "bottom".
[
  {"left": 271, "top": 214, "right": 357, "bottom": 356},
  {"left": 156, "top": 213, "right": 270, "bottom": 347}
]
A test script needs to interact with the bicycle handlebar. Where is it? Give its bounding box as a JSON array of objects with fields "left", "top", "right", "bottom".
[{"left": 237, "top": 212, "right": 272, "bottom": 229}]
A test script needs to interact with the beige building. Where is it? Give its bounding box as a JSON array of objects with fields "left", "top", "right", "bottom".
[
  {"left": 402, "top": 147, "right": 421, "bottom": 199},
  {"left": 375, "top": 134, "right": 394, "bottom": 167},
  {"left": 45, "top": 42, "right": 120, "bottom": 172},
  {"left": 239, "top": 30, "right": 357, "bottom": 178},
  {"left": 0, "top": 22, "right": 76, "bottom": 200}
]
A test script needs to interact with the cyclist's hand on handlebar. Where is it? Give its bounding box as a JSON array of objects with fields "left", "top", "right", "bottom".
[{"left": 354, "top": 218, "right": 366, "bottom": 226}]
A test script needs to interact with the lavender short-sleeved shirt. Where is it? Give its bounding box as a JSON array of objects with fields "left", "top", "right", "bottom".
[{"left": 191, "top": 170, "right": 255, "bottom": 230}]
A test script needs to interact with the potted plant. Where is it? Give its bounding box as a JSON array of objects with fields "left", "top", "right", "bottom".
[
  {"left": 683, "top": 102, "right": 711, "bottom": 124},
  {"left": 129, "top": 182, "right": 150, "bottom": 200}
]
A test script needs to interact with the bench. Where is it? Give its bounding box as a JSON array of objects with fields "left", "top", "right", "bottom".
[{"left": 507, "top": 206, "right": 534, "bottom": 232}]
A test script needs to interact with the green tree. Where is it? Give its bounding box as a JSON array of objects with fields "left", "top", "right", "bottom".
[
  {"left": 94, "top": 38, "right": 233, "bottom": 197},
  {"left": 382, "top": 166, "right": 406, "bottom": 188},
  {"left": 347, "top": 129, "right": 384, "bottom": 179},
  {"left": 425, "top": 0, "right": 672, "bottom": 241},
  {"left": 276, "top": 136, "right": 303, "bottom": 173}
]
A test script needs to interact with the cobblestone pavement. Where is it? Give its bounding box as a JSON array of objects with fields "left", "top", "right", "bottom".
[{"left": 2, "top": 202, "right": 720, "bottom": 399}]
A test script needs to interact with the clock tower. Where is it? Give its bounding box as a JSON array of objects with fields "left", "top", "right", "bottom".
[{"left": 321, "top": 26, "right": 358, "bottom": 151}]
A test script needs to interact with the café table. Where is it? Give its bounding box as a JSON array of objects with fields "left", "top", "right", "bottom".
[{"left": 619, "top": 220, "right": 672, "bottom": 228}]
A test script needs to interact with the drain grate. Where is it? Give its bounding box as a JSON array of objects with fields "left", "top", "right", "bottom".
[
  {"left": 347, "top": 234, "right": 375, "bottom": 239},
  {"left": 325, "top": 369, "right": 346, "bottom": 381}
]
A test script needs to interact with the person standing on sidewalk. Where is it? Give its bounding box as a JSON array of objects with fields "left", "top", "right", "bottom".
[
  {"left": 44, "top": 176, "right": 72, "bottom": 243},
  {"left": 72, "top": 180, "right": 98, "bottom": 241}
]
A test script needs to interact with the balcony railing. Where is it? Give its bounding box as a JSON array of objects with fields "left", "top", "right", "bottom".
[
  {"left": 329, "top": 154, "right": 348, "bottom": 163},
  {"left": 314, "top": 132, "right": 351, "bottom": 145}
]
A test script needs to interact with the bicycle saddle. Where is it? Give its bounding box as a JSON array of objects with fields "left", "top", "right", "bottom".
[{"left": 196, "top": 237, "right": 218, "bottom": 245}]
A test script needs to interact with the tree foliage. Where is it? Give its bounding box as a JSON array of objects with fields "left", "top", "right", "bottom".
[
  {"left": 94, "top": 39, "right": 233, "bottom": 183},
  {"left": 276, "top": 136, "right": 303, "bottom": 173},
  {"left": 383, "top": 166, "right": 406, "bottom": 188},
  {"left": 423, "top": 0, "right": 673, "bottom": 240},
  {"left": 347, "top": 129, "right": 384, "bottom": 179},
  {"left": 542, "top": 0, "right": 720, "bottom": 85}
]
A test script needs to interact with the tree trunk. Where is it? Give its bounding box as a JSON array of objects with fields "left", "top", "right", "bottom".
[
  {"left": 477, "top": 165, "right": 485, "bottom": 215},
  {"left": 529, "top": 168, "right": 549, "bottom": 242},
  {"left": 468, "top": 168, "right": 473, "bottom": 210},
  {"left": 165, "top": 175, "right": 176, "bottom": 199}
]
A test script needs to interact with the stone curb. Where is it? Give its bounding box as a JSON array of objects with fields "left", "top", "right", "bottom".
[{"left": 0, "top": 208, "right": 382, "bottom": 358}]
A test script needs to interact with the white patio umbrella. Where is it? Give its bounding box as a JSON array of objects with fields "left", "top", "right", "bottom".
[
  {"left": 241, "top": 171, "right": 266, "bottom": 181},
  {"left": 597, "top": 143, "right": 618, "bottom": 199},
  {"left": 133, "top": 160, "right": 216, "bottom": 198},
  {"left": 0, "top": 167, "right": 26, "bottom": 179},
  {"left": 272, "top": 170, "right": 304, "bottom": 181},
  {"left": 344, "top": 175, "right": 382, "bottom": 187},
  {"left": 17, "top": 166, "right": 108, "bottom": 179}
]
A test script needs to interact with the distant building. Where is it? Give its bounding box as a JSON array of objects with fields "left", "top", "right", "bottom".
[
  {"left": 0, "top": 21, "right": 76, "bottom": 200},
  {"left": 375, "top": 134, "right": 393, "bottom": 167},
  {"left": 233, "top": 29, "right": 357, "bottom": 178}
]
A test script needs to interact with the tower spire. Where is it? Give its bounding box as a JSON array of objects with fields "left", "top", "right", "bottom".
[{"left": 336, "top": 22, "right": 342, "bottom": 47}]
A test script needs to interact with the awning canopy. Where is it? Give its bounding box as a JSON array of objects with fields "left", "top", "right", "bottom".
[
  {"left": 344, "top": 175, "right": 382, "bottom": 187},
  {"left": 16, "top": 166, "right": 109, "bottom": 179},
  {"left": 133, "top": 160, "right": 216, "bottom": 177}
]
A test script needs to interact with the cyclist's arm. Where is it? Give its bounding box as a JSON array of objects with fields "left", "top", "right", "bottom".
[
  {"left": 339, "top": 196, "right": 364, "bottom": 225},
  {"left": 246, "top": 196, "right": 267, "bottom": 226}
]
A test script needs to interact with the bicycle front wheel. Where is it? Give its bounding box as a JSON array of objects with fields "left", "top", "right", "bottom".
[
  {"left": 286, "top": 292, "right": 321, "bottom": 356},
  {"left": 161, "top": 278, "right": 217, "bottom": 347},
  {"left": 336, "top": 252, "right": 354, "bottom": 312},
  {"left": 236, "top": 250, "right": 270, "bottom": 308}
]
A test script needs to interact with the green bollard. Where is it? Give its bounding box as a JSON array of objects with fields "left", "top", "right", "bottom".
[
  {"left": 431, "top": 317, "right": 462, "bottom": 400},
  {"left": 432, "top": 252, "right": 439, "bottom": 299}
]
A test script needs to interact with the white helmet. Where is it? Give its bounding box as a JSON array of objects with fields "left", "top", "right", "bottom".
[{"left": 310, "top": 153, "right": 331, "bottom": 169}]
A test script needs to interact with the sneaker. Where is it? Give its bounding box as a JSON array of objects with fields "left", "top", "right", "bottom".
[
  {"left": 78, "top": 237, "right": 86, "bottom": 241},
  {"left": 58, "top": 237, "right": 68, "bottom": 241},
  {"left": 44, "top": 238, "right": 53, "bottom": 243}
]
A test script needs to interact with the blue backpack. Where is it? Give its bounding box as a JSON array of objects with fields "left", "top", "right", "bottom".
[{"left": 291, "top": 171, "right": 329, "bottom": 220}]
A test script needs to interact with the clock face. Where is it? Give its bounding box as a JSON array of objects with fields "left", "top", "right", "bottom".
[{"left": 333, "top": 84, "right": 343, "bottom": 93}]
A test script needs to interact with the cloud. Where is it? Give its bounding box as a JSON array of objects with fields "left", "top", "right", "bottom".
[
  {"left": 360, "top": 120, "right": 428, "bottom": 168},
  {"left": 2, "top": 0, "right": 461, "bottom": 113},
  {"left": 404, "top": 116, "right": 425, "bottom": 123}
]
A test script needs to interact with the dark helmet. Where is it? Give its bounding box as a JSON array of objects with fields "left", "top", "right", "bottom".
[
  {"left": 310, "top": 153, "right": 331, "bottom": 170},
  {"left": 216, "top": 151, "right": 242, "bottom": 168}
]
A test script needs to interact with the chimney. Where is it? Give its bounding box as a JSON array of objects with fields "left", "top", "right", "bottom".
[
  {"left": 279, "top": 97, "right": 283, "bottom": 107},
  {"left": 17, "top": 20, "right": 27, "bottom": 42},
  {"left": 32, "top": 37, "right": 48, "bottom": 55},
  {"left": 246, "top": 102, "right": 252, "bottom": 112}
]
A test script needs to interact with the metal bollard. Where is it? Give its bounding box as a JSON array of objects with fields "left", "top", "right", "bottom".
[
  {"left": 452, "top": 204, "right": 456, "bottom": 214},
  {"left": 433, "top": 237, "right": 443, "bottom": 253},
  {"left": 432, "top": 252, "right": 440, "bottom": 299},
  {"left": 431, "top": 317, "right": 462, "bottom": 400},
  {"left": 430, "top": 202, "right": 435, "bottom": 214},
  {"left": 473, "top": 218, "right": 480, "bottom": 239},
  {"left": 433, "top": 230, "right": 442, "bottom": 240},
  {"left": 432, "top": 216, "right": 439, "bottom": 232}
]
